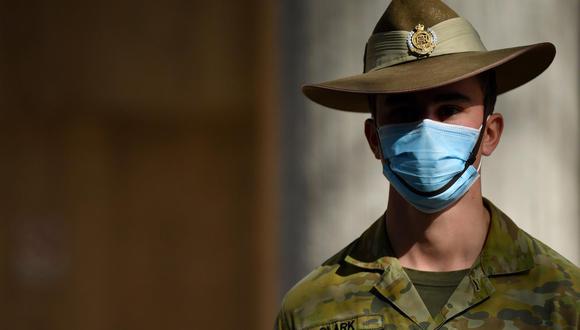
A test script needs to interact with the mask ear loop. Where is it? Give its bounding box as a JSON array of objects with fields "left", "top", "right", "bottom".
[
  {"left": 372, "top": 92, "right": 489, "bottom": 197},
  {"left": 465, "top": 114, "right": 488, "bottom": 168}
]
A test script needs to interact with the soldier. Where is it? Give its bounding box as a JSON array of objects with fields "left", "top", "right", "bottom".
[{"left": 276, "top": 0, "right": 579, "bottom": 329}]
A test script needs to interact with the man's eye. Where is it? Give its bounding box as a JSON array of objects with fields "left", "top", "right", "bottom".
[
  {"left": 385, "top": 107, "right": 421, "bottom": 124},
  {"left": 438, "top": 106, "right": 462, "bottom": 118}
]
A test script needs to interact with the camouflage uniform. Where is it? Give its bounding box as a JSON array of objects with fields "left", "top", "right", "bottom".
[{"left": 276, "top": 199, "right": 579, "bottom": 329}]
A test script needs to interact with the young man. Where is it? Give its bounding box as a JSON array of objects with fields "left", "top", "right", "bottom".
[{"left": 277, "top": 0, "right": 579, "bottom": 329}]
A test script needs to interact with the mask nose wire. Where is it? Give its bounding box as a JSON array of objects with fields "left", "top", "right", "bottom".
[{"left": 369, "top": 94, "right": 488, "bottom": 197}]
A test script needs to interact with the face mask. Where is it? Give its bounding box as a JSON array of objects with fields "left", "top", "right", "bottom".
[{"left": 377, "top": 119, "right": 484, "bottom": 213}]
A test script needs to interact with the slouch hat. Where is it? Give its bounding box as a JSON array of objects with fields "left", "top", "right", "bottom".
[{"left": 302, "top": 0, "right": 556, "bottom": 112}]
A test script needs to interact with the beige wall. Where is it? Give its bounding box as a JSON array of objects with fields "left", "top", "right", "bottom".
[
  {"left": 279, "top": 0, "right": 579, "bottom": 292},
  {"left": 447, "top": 0, "right": 579, "bottom": 270}
]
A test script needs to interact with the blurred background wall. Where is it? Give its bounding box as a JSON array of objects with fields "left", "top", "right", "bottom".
[
  {"left": 279, "top": 0, "right": 579, "bottom": 297},
  {"left": 0, "top": 0, "right": 278, "bottom": 329},
  {"left": 0, "top": 0, "right": 577, "bottom": 329}
]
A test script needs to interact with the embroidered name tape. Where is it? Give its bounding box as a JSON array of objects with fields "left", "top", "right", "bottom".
[{"left": 306, "top": 315, "right": 383, "bottom": 330}]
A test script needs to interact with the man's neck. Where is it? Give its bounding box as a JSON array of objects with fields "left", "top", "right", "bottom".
[{"left": 385, "top": 180, "right": 490, "bottom": 272}]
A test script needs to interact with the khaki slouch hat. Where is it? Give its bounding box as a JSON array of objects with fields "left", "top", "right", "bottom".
[{"left": 302, "top": 0, "right": 556, "bottom": 112}]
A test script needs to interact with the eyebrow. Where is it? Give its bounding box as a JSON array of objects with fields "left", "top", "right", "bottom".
[
  {"left": 431, "top": 92, "right": 472, "bottom": 103},
  {"left": 383, "top": 94, "right": 414, "bottom": 106},
  {"left": 384, "top": 92, "right": 472, "bottom": 106}
]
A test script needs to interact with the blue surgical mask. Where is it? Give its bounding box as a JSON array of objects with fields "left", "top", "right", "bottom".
[{"left": 377, "top": 119, "right": 483, "bottom": 213}]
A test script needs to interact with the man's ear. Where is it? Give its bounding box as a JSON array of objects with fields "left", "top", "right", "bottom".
[
  {"left": 364, "top": 118, "right": 381, "bottom": 160},
  {"left": 481, "top": 113, "right": 504, "bottom": 156}
]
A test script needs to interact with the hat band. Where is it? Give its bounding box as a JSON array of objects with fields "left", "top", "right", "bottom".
[{"left": 365, "top": 17, "right": 487, "bottom": 72}]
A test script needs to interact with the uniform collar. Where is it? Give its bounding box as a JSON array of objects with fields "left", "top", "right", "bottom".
[
  {"left": 478, "top": 198, "right": 535, "bottom": 275},
  {"left": 341, "top": 198, "right": 533, "bottom": 328},
  {"left": 344, "top": 197, "right": 534, "bottom": 276}
]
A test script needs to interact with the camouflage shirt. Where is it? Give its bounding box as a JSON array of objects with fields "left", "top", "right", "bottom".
[{"left": 276, "top": 199, "right": 579, "bottom": 329}]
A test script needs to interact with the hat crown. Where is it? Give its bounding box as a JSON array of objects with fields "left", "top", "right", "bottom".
[
  {"left": 301, "top": 0, "right": 556, "bottom": 113},
  {"left": 364, "top": 0, "right": 484, "bottom": 72},
  {"left": 373, "top": 0, "right": 458, "bottom": 34}
]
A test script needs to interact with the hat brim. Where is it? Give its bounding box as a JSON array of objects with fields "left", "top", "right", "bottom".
[{"left": 302, "top": 42, "right": 555, "bottom": 112}]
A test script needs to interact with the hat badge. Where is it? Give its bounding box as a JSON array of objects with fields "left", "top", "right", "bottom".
[{"left": 407, "top": 24, "right": 438, "bottom": 57}]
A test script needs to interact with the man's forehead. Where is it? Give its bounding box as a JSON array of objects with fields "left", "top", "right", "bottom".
[
  {"left": 384, "top": 92, "right": 472, "bottom": 105},
  {"left": 381, "top": 76, "right": 484, "bottom": 105}
]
